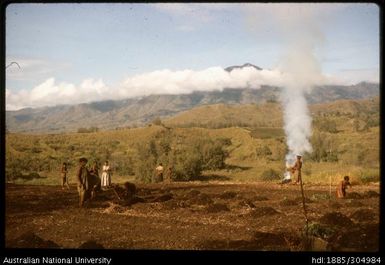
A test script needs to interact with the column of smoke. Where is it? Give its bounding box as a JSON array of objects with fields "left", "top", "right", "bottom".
[
  {"left": 275, "top": 5, "right": 326, "bottom": 167},
  {"left": 244, "top": 4, "right": 327, "bottom": 167},
  {"left": 281, "top": 46, "right": 318, "bottom": 167}
]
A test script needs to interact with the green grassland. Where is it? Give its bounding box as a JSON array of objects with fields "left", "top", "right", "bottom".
[{"left": 6, "top": 97, "right": 379, "bottom": 186}]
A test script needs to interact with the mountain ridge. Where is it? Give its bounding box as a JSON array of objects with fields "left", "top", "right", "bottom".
[{"left": 6, "top": 81, "right": 379, "bottom": 133}]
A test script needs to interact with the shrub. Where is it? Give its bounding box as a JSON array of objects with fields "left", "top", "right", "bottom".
[
  {"left": 133, "top": 132, "right": 228, "bottom": 182},
  {"left": 260, "top": 169, "right": 281, "bottom": 181},
  {"left": 305, "top": 222, "right": 336, "bottom": 240},
  {"left": 134, "top": 140, "right": 158, "bottom": 183},
  {"left": 28, "top": 172, "right": 41, "bottom": 179},
  {"left": 200, "top": 139, "right": 227, "bottom": 170},
  {"left": 318, "top": 119, "right": 338, "bottom": 133},
  {"left": 359, "top": 174, "right": 379, "bottom": 184},
  {"left": 255, "top": 145, "right": 272, "bottom": 157},
  {"left": 173, "top": 148, "right": 202, "bottom": 181},
  {"left": 6, "top": 168, "right": 23, "bottom": 181},
  {"left": 112, "top": 155, "right": 135, "bottom": 176}
]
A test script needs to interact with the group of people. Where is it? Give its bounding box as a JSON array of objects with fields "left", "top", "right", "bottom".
[
  {"left": 61, "top": 154, "right": 352, "bottom": 207},
  {"left": 61, "top": 160, "right": 112, "bottom": 190},
  {"left": 281, "top": 154, "right": 351, "bottom": 198},
  {"left": 60, "top": 159, "right": 113, "bottom": 207},
  {"left": 62, "top": 159, "right": 172, "bottom": 207}
]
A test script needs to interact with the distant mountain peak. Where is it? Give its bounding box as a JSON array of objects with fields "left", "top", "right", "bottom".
[{"left": 225, "top": 63, "right": 262, "bottom": 72}]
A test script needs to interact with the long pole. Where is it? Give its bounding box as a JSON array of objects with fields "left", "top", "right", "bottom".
[
  {"left": 299, "top": 171, "right": 309, "bottom": 248},
  {"left": 329, "top": 174, "right": 332, "bottom": 199},
  {"left": 299, "top": 176, "right": 308, "bottom": 225}
]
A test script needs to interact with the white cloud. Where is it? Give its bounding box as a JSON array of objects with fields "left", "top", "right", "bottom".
[
  {"left": 6, "top": 64, "right": 373, "bottom": 111},
  {"left": 7, "top": 66, "right": 289, "bottom": 110},
  {"left": 6, "top": 77, "right": 110, "bottom": 110},
  {"left": 117, "top": 66, "right": 286, "bottom": 99}
]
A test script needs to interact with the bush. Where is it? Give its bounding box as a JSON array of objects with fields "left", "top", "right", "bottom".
[
  {"left": 359, "top": 174, "right": 379, "bottom": 184},
  {"left": 255, "top": 145, "right": 272, "bottom": 157},
  {"left": 317, "top": 119, "right": 338, "bottom": 133},
  {"left": 28, "top": 172, "right": 41, "bottom": 179},
  {"left": 133, "top": 132, "right": 228, "bottom": 182},
  {"left": 112, "top": 155, "right": 135, "bottom": 176},
  {"left": 310, "top": 131, "right": 338, "bottom": 162},
  {"left": 200, "top": 139, "right": 228, "bottom": 170},
  {"left": 134, "top": 140, "right": 158, "bottom": 183},
  {"left": 173, "top": 148, "right": 202, "bottom": 181},
  {"left": 305, "top": 222, "right": 336, "bottom": 240},
  {"left": 6, "top": 168, "right": 23, "bottom": 181},
  {"left": 260, "top": 169, "right": 281, "bottom": 181}
]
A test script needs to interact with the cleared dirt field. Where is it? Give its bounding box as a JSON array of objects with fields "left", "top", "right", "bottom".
[{"left": 5, "top": 182, "right": 380, "bottom": 251}]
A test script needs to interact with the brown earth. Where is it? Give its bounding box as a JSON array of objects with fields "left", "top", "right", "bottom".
[{"left": 5, "top": 182, "right": 380, "bottom": 251}]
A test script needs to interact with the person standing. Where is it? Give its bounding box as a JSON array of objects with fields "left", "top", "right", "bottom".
[
  {"left": 77, "top": 158, "right": 91, "bottom": 207},
  {"left": 61, "top": 162, "right": 70, "bottom": 190},
  {"left": 291, "top": 155, "right": 303, "bottom": 184},
  {"left": 89, "top": 160, "right": 101, "bottom": 193},
  {"left": 101, "top": 160, "right": 112, "bottom": 189},
  {"left": 153, "top": 163, "right": 164, "bottom": 183}
]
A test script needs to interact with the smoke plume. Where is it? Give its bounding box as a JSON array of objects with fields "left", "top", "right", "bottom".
[
  {"left": 276, "top": 5, "right": 326, "bottom": 164},
  {"left": 244, "top": 3, "right": 328, "bottom": 164}
]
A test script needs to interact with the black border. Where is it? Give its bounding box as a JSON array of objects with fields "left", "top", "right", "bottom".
[{"left": 1, "top": 0, "right": 384, "bottom": 263}]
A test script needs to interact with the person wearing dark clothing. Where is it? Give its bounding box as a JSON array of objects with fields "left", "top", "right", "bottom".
[
  {"left": 77, "top": 158, "right": 90, "bottom": 207},
  {"left": 90, "top": 161, "right": 99, "bottom": 177},
  {"left": 61, "top": 162, "right": 70, "bottom": 190},
  {"left": 76, "top": 158, "right": 100, "bottom": 207}
]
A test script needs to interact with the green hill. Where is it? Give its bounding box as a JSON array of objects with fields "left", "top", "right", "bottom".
[
  {"left": 5, "top": 97, "right": 379, "bottom": 185},
  {"left": 165, "top": 97, "right": 379, "bottom": 132}
]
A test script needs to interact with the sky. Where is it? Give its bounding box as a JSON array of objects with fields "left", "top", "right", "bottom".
[{"left": 5, "top": 3, "right": 380, "bottom": 110}]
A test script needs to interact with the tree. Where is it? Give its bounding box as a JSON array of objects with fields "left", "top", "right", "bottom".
[
  {"left": 134, "top": 139, "right": 158, "bottom": 183},
  {"left": 172, "top": 146, "right": 202, "bottom": 181}
]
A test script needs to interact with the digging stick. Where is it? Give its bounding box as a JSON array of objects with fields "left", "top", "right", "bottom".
[
  {"left": 299, "top": 174, "right": 309, "bottom": 239},
  {"left": 111, "top": 187, "right": 122, "bottom": 200}
]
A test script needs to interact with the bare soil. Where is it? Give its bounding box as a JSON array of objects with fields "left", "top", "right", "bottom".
[{"left": 5, "top": 182, "right": 379, "bottom": 251}]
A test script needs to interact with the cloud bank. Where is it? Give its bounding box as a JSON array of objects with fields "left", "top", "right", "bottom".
[
  {"left": 6, "top": 63, "right": 376, "bottom": 111},
  {"left": 6, "top": 78, "right": 109, "bottom": 110},
  {"left": 6, "top": 66, "right": 286, "bottom": 110}
]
